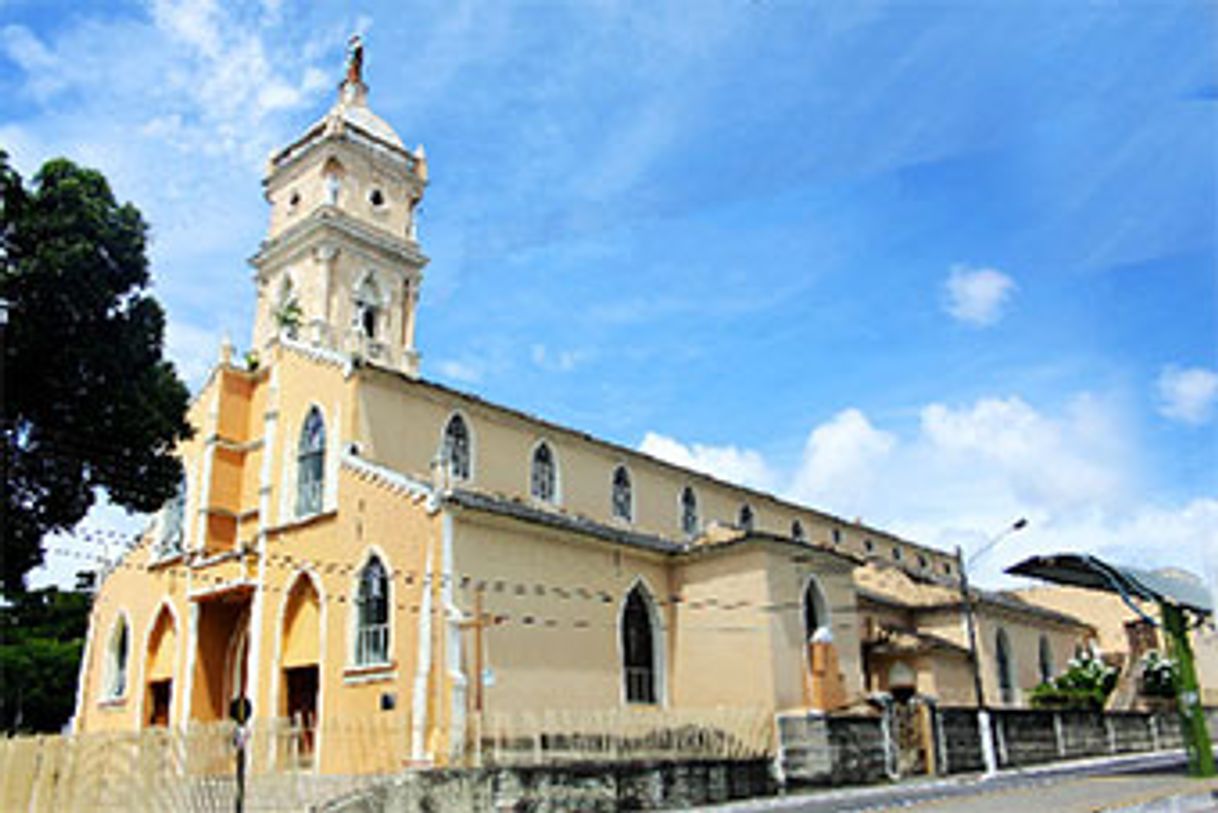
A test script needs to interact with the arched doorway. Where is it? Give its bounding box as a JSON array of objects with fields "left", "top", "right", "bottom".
[
  {"left": 144, "top": 606, "right": 177, "bottom": 727},
  {"left": 802, "top": 577, "right": 842, "bottom": 710},
  {"left": 281, "top": 574, "right": 322, "bottom": 761}
]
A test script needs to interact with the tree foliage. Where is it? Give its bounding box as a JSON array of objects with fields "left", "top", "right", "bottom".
[
  {"left": 1, "top": 152, "right": 192, "bottom": 595},
  {"left": 1029, "top": 649, "right": 1119, "bottom": 711},
  {"left": 0, "top": 586, "right": 91, "bottom": 732}
]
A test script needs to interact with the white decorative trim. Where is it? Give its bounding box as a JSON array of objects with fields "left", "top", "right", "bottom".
[
  {"left": 410, "top": 542, "right": 435, "bottom": 762},
  {"left": 340, "top": 453, "right": 432, "bottom": 499},
  {"left": 180, "top": 602, "right": 199, "bottom": 725},
  {"left": 187, "top": 579, "right": 257, "bottom": 600},
  {"left": 442, "top": 512, "right": 466, "bottom": 760},
  {"left": 247, "top": 364, "right": 279, "bottom": 730},
  {"left": 71, "top": 605, "right": 100, "bottom": 732},
  {"left": 280, "top": 335, "right": 349, "bottom": 368}
]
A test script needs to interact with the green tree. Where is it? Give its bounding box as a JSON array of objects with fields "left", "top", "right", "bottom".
[
  {"left": 0, "top": 586, "right": 91, "bottom": 732},
  {"left": 1, "top": 151, "right": 192, "bottom": 595}
]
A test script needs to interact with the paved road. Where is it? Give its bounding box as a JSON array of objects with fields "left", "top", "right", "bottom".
[{"left": 700, "top": 752, "right": 1218, "bottom": 813}]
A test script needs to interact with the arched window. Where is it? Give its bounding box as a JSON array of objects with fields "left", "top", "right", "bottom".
[
  {"left": 297, "top": 407, "right": 326, "bottom": 516},
  {"left": 1038, "top": 635, "right": 1054, "bottom": 684},
  {"left": 791, "top": 520, "right": 805, "bottom": 542},
  {"left": 442, "top": 414, "right": 471, "bottom": 481},
  {"left": 622, "top": 585, "right": 658, "bottom": 704},
  {"left": 355, "top": 556, "right": 390, "bottom": 666},
  {"left": 158, "top": 475, "right": 186, "bottom": 557},
  {"left": 611, "top": 465, "right": 632, "bottom": 522},
  {"left": 738, "top": 504, "right": 754, "bottom": 532},
  {"left": 354, "top": 274, "right": 381, "bottom": 340},
  {"left": 530, "top": 442, "right": 557, "bottom": 503},
  {"left": 996, "top": 629, "right": 1015, "bottom": 704},
  {"left": 680, "top": 486, "right": 699, "bottom": 537},
  {"left": 107, "top": 616, "right": 130, "bottom": 699},
  {"left": 323, "top": 159, "right": 343, "bottom": 206}
]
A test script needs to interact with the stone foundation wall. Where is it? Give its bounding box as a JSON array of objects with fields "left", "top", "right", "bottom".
[{"left": 319, "top": 759, "right": 775, "bottom": 813}]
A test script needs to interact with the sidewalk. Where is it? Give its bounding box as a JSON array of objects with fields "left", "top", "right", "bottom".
[{"left": 694, "top": 749, "right": 1205, "bottom": 812}]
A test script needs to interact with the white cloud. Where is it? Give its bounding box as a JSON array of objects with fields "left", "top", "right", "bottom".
[
  {"left": 639, "top": 431, "right": 778, "bottom": 492},
  {"left": 943, "top": 264, "right": 1017, "bottom": 326},
  {"left": 165, "top": 319, "right": 223, "bottom": 389},
  {"left": 788, "top": 409, "right": 896, "bottom": 518},
  {"left": 638, "top": 392, "right": 1208, "bottom": 588},
  {"left": 1156, "top": 364, "right": 1218, "bottom": 425},
  {"left": 435, "top": 359, "right": 483, "bottom": 384},
  {"left": 530, "top": 343, "right": 587, "bottom": 373}
]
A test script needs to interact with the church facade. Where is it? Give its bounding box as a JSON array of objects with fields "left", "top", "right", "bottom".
[{"left": 72, "top": 44, "right": 1094, "bottom": 769}]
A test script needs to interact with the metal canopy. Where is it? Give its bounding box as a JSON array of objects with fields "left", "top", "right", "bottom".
[{"left": 1006, "top": 553, "right": 1213, "bottom": 616}]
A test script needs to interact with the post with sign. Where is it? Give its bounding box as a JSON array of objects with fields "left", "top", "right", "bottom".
[{"left": 230, "top": 696, "right": 253, "bottom": 813}]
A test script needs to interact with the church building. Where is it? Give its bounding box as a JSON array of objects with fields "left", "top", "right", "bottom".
[{"left": 71, "top": 42, "right": 1094, "bottom": 769}]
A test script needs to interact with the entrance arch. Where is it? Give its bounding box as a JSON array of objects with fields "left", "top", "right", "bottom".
[
  {"left": 802, "top": 576, "right": 842, "bottom": 710},
  {"left": 144, "top": 605, "right": 177, "bottom": 727},
  {"left": 280, "top": 573, "right": 322, "bottom": 761}
]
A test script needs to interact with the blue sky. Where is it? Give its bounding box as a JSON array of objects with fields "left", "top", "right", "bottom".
[{"left": 3, "top": 0, "right": 1216, "bottom": 589}]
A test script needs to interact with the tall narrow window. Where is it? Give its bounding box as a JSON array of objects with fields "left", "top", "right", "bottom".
[
  {"left": 680, "top": 486, "right": 699, "bottom": 537},
  {"left": 530, "top": 442, "right": 556, "bottom": 503},
  {"left": 442, "top": 414, "right": 471, "bottom": 481},
  {"left": 612, "top": 465, "right": 632, "bottom": 522},
  {"left": 107, "top": 617, "right": 130, "bottom": 699},
  {"left": 297, "top": 407, "right": 326, "bottom": 516},
  {"left": 1038, "top": 635, "right": 1054, "bottom": 684},
  {"left": 622, "top": 586, "right": 657, "bottom": 704},
  {"left": 354, "top": 275, "right": 381, "bottom": 340},
  {"left": 159, "top": 475, "right": 186, "bottom": 557},
  {"left": 996, "top": 629, "right": 1015, "bottom": 704},
  {"left": 791, "top": 520, "right": 806, "bottom": 542},
  {"left": 738, "top": 504, "right": 754, "bottom": 532},
  {"left": 355, "top": 556, "right": 390, "bottom": 666}
]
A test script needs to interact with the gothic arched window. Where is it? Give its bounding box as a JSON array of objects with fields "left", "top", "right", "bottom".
[
  {"left": 739, "top": 504, "right": 754, "bottom": 532},
  {"left": 297, "top": 407, "right": 326, "bottom": 517},
  {"left": 622, "top": 585, "right": 658, "bottom": 704},
  {"left": 107, "top": 616, "right": 130, "bottom": 699},
  {"left": 611, "top": 465, "right": 632, "bottom": 522},
  {"left": 996, "top": 628, "right": 1015, "bottom": 704},
  {"left": 530, "top": 442, "right": 557, "bottom": 503},
  {"left": 442, "top": 414, "right": 471, "bottom": 481},
  {"left": 680, "top": 486, "right": 699, "bottom": 537},
  {"left": 355, "top": 556, "right": 390, "bottom": 666},
  {"left": 1038, "top": 635, "right": 1054, "bottom": 684}
]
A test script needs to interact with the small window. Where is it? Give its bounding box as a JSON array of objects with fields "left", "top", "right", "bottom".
[
  {"left": 355, "top": 556, "right": 390, "bottom": 666},
  {"left": 297, "top": 407, "right": 326, "bottom": 516},
  {"left": 791, "top": 520, "right": 805, "bottom": 542},
  {"left": 864, "top": 538, "right": 875, "bottom": 553},
  {"left": 996, "top": 629, "right": 1015, "bottom": 704},
  {"left": 611, "top": 465, "right": 632, "bottom": 522},
  {"left": 369, "top": 188, "right": 385, "bottom": 207},
  {"left": 918, "top": 554, "right": 928, "bottom": 570},
  {"left": 738, "top": 504, "right": 754, "bottom": 532},
  {"left": 354, "top": 275, "right": 381, "bottom": 340},
  {"left": 288, "top": 190, "right": 301, "bottom": 209},
  {"left": 441, "top": 414, "right": 471, "bottom": 481},
  {"left": 832, "top": 528, "right": 842, "bottom": 544},
  {"left": 892, "top": 546, "right": 902, "bottom": 562},
  {"left": 943, "top": 562, "right": 953, "bottom": 575},
  {"left": 531, "top": 442, "right": 557, "bottom": 503},
  {"left": 680, "top": 486, "right": 699, "bottom": 537}
]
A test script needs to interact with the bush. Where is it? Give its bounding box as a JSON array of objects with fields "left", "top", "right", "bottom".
[
  {"left": 1029, "top": 651, "right": 1118, "bottom": 711},
  {"left": 1138, "top": 650, "right": 1177, "bottom": 699}
]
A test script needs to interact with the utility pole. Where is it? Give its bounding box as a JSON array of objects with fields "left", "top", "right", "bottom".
[{"left": 957, "top": 518, "right": 1027, "bottom": 777}]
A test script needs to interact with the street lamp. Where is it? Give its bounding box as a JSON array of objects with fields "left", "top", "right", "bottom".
[{"left": 956, "top": 517, "right": 1027, "bottom": 777}]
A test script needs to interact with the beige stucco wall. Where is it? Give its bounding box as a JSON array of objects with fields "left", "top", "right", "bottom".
[{"left": 356, "top": 367, "right": 955, "bottom": 583}]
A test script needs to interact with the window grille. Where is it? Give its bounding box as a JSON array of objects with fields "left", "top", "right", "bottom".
[{"left": 531, "top": 443, "right": 556, "bottom": 503}]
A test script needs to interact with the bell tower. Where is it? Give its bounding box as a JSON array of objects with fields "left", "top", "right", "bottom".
[{"left": 251, "top": 36, "right": 429, "bottom": 376}]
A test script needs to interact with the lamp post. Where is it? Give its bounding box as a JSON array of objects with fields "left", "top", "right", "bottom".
[{"left": 956, "top": 517, "right": 1027, "bottom": 777}]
